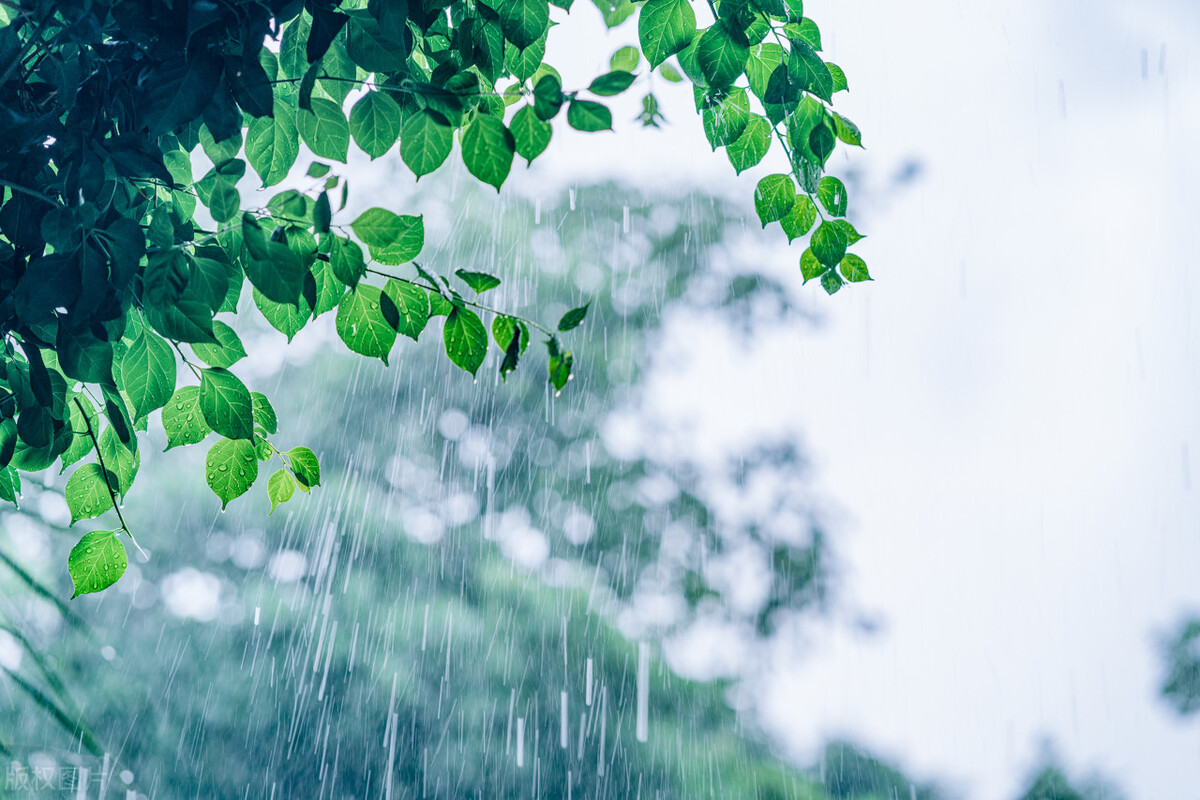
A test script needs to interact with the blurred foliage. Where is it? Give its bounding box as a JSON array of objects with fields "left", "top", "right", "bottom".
[{"left": 1158, "top": 616, "right": 1200, "bottom": 717}]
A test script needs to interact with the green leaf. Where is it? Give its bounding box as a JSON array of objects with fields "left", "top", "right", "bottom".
[
  {"left": 533, "top": 74, "right": 565, "bottom": 121},
  {"left": 336, "top": 284, "right": 398, "bottom": 363},
  {"left": 567, "top": 99, "right": 613, "bottom": 132},
  {"left": 443, "top": 306, "right": 488, "bottom": 377},
  {"left": 557, "top": 303, "right": 589, "bottom": 331},
  {"left": 287, "top": 446, "right": 321, "bottom": 489},
  {"left": 205, "top": 437, "right": 258, "bottom": 510},
  {"left": 792, "top": 17, "right": 822, "bottom": 51},
  {"left": 245, "top": 104, "right": 300, "bottom": 187},
  {"left": 97, "top": 425, "right": 138, "bottom": 497},
  {"left": 787, "top": 39, "right": 833, "bottom": 102},
  {"left": 547, "top": 342, "right": 573, "bottom": 393},
  {"left": 591, "top": 0, "right": 635, "bottom": 27},
  {"left": 162, "top": 386, "right": 210, "bottom": 450},
  {"left": 383, "top": 280, "right": 430, "bottom": 340},
  {"left": 349, "top": 91, "right": 402, "bottom": 159},
  {"left": 498, "top": 319, "right": 523, "bottom": 380},
  {"left": 506, "top": 34, "right": 548, "bottom": 81},
  {"left": 827, "top": 61, "right": 848, "bottom": 93},
  {"left": 67, "top": 530, "right": 127, "bottom": 598},
  {"left": 461, "top": 115, "right": 516, "bottom": 191},
  {"left": 252, "top": 392, "right": 278, "bottom": 435},
  {"left": 326, "top": 235, "right": 366, "bottom": 288},
  {"left": 817, "top": 176, "right": 847, "bottom": 216},
  {"left": 351, "top": 208, "right": 421, "bottom": 249},
  {"left": 701, "top": 88, "right": 749, "bottom": 149},
  {"left": 314, "top": 191, "right": 332, "bottom": 233},
  {"left": 497, "top": 0, "right": 550, "bottom": 49},
  {"left": 779, "top": 195, "right": 818, "bottom": 241},
  {"left": 120, "top": 329, "right": 176, "bottom": 420},
  {"left": 832, "top": 218, "right": 865, "bottom": 244},
  {"left": 810, "top": 221, "right": 848, "bottom": 268},
  {"left": 242, "top": 214, "right": 306, "bottom": 305},
  {"left": 191, "top": 321, "right": 247, "bottom": 368},
  {"left": 64, "top": 463, "right": 116, "bottom": 525},
  {"left": 696, "top": 22, "right": 749, "bottom": 88},
  {"left": 725, "top": 115, "right": 771, "bottom": 174},
  {"left": 400, "top": 111, "right": 454, "bottom": 178},
  {"left": 821, "top": 269, "right": 844, "bottom": 295},
  {"left": 588, "top": 71, "right": 636, "bottom": 96},
  {"left": 638, "top": 0, "right": 696, "bottom": 68},
  {"left": 833, "top": 111, "right": 862, "bottom": 147},
  {"left": 253, "top": 285, "right": 314, "bottom": 341},
  {"left": 298, "top": 98, "right": 352, "bottom": 161},
  {"left": 268, "top": 468, "right": 296, "bottom": 514},
  {"left": 839, "top": 254, "right": 871, "bottom": 282},
  {"left": 610, "top": 45, "right": 641, "bottom": 72},
  {"left": 799, "top": 248, "right": 824, "bottom": 282},
  {"left": 307, "top": 162, "right": 331, "bottom": 178},
  {"left": 368, "top": 216, "right": 424, "bottom": 265},
  {"left": 510, "top": 105, "right": 553, "bottom": 164},
  {"left": 754, "top": 174, "right": 796, "bottom": 226},
  {"left": 208, "top": 178, "right": 240, "bottom": 224},
  {"left": 199, "top": 367, "right": 254, "bottom": 441},
  {"left": 455, "top": 270, "right": 501, "bottom": 294},
  {"left": 746, "top": 43, "right": 784, "bottom": 100},
  {"left": 492, "top": 316, "right": 531, "bottom": 355}
]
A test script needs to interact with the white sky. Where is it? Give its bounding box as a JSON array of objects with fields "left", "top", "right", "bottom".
[{"left": 337, "top": 0, "right": 1200, "bottom": 796}]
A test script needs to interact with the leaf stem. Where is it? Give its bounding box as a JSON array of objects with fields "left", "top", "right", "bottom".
[{"left": 72, "top": 398, "right": 135, "bottom": 546}]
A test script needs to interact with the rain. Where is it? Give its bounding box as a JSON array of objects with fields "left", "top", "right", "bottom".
[{"left": 2, "top": 0, "right": 1199, "bottom": 799}]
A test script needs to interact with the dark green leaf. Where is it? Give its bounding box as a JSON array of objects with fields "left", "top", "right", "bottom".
[
  {"left": 557, "top": 303, "right": 589, "bottom": 331},
  {"left": 497, "top": 0, "right": 550, "bottom": 49},
  {"left": 588, "top": 71, "right": 636, "bottom": 96},
  {"left": 533, "top": 74, "right": 565, "bottom": 121},
  {"left": 456, "top": 270, "right": 502, "bottom": 294},
  {"left": 787, "top": 38, "right": 833, "bottom": 102},
  {"left": 443, "top": 306, "right": 488, "bottom": 377},
  {"left": 208, "top": 178, "right": 240, "bottom": 224},
  {"left": 567, "top": 99, "right": 613, "bottom": 132}
]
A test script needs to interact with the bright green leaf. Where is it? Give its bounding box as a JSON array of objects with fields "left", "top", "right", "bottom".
[
  {"left": 191, "top": 321, "right": 247, "bottom": 368},
  {"left": 754, "top": 174, "right": 796, "bottom": 226},
  {"left": 349, "top": 91, "right": 402, "bottom": 159},
  {"left": 443, "top": 306, "right": 488, "bottom": 377},
  {"left": 268, "top": 468, "right": 295, "bottom": 513},
  {"left": 162, "top": 386, "right": 210, "bottom": 450},
  {"left": 205, "top": 437, "right": 258, "bottom": 509},
  {"left": 120, "top": 329, "right": 176, "bottom": 420},
  {"left": 68, "top": 530, "right": 127, "bottom": 598},
  {"left": 336, "top": 284, "right": 398, "bottom": 363},
  {"left": 461, "top": 115, "right": 515, "bottom": 191},
  {"left": 638, "top": 0, "right": 696, "bottom": 68},
  {"left": 64, "top": 463, "right": 116, "bottom": 525}
]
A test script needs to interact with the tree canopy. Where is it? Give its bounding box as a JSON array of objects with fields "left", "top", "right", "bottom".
[{"left": 0, "top": 0, "right": 865, "bottom": 596}]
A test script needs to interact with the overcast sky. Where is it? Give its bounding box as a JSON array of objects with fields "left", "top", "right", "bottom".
[
  {"left": 538, "top": 1, "right": 1200, "bottom": 797},
  {"left": 336, "top": 0, "right": 1200, "bottom": 796}
]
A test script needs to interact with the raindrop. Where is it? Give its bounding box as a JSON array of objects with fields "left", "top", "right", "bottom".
[
  {"left": 636, "top": 641, "right": 649, "bottom": 742},
  {"left": 516, "top": 717, "right": 525, "bottom": 767},
  {"left": 559, "top": 690, "right": 568, "bottom": 749},
  {"left": 253, "top": 606, "right": 261, "bottom": 626},
  {"left": 585, "top": 657, "right": 593, "bottom": 706}
]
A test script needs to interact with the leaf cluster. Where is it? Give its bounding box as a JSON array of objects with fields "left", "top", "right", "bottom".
[{"left": 0, "top": 0, "right": 863, "bottom": 596}]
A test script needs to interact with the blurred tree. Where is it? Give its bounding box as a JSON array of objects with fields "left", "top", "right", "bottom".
[
  {"left": 0, "top": 177, "right": 882, "bottom": 798},
  {"left": 1159, "top": 616, "right": 1200, "bottom": 717}
]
